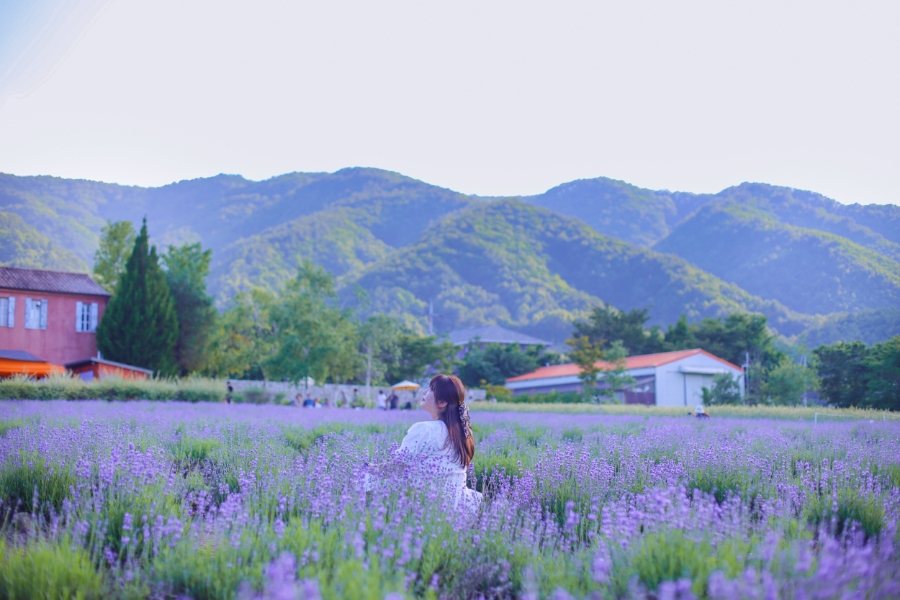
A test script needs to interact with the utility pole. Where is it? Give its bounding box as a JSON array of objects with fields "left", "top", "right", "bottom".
[{"left": 800, "top": 354, "right": 808, "bottom": 406}]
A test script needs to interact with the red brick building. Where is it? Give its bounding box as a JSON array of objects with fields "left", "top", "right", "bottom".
[{"left": 0, "top": 266, "right": 110, "bottom": 366}]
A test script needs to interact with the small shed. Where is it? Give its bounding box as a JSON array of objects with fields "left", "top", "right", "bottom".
[
  {"left": 65, "top": 357, "right": 153, "bottom": 381},
  {"left": 0, "top": 350, "right": 64, "bottom": 378}
]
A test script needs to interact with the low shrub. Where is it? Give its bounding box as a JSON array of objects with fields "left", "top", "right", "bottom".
[
  {"left": 282, "top": 423, "right": 351, "bottom": 454},
  {"left": 0, "top": 539, "right": 105, "bottom": 599},
  {"left": 504, "top": 391, "right": 585, "bottom": 404},
  {"left": 0, "top": 374, "right": 225, "bottom": 402},
  {"left": 0, "top": 452, "right": 74, "bottom": 516},
  {"left": 805, "top": 489, "right": 885, "bottom": 538}
]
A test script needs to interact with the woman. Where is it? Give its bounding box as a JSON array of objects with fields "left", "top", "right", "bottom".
[{"left": 366, "top": 374, "right": 481, "bottom": 508}]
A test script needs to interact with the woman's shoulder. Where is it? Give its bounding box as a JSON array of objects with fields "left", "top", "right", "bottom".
[{"left": 408, "top": 420, "right": 447, "bottom": 433}]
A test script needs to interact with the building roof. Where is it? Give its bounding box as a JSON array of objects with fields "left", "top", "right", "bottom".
[
  {"left": 447, "top": 325, "right": 550, "bottom": 347},
  {"left": 0, "top": 350, "right": 47, "bottom": 362},
  {"left": 64, "top": 357, "right": 154, "bottom": 375},
  {"left": 0, "top": 266, "right": 110, "bottom": 297},
  {"left": 506, "top": 349, "right": 742, "bottom": 383}
]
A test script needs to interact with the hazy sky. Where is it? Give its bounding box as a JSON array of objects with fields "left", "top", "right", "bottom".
[{"left": 0, "top": 1, "right": 898, "bottom": 205}]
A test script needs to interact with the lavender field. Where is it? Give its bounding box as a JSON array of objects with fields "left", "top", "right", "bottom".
[{"left": 0, "top": 401, "right": 898, "bottom": 599}]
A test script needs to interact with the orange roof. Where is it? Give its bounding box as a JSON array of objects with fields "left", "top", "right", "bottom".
[
  {"left": 506, "top": 349, "right": 742, "bottom": 383},
  {"left": 0, "top": 357, "right": 64, "bottom": 379}
]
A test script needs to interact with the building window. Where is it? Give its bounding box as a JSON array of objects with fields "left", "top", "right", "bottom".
[
  {"left": 75, "top": 301, "right": 99, "bottom": 333},
  {"left": 0, "top": 297, "right": 13, "bottom": 327},
  {"left": 24, "top": 298, "right": 48, "bottom": 330}
]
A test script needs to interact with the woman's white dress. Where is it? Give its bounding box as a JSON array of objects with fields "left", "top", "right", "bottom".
[{"left": 370, "top": 420, "right": 482, "bottom": 509}]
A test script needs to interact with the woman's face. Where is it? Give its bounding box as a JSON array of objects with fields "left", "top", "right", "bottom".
[{"left": 420, "top": 387, "right": 446, "bottom": 419}]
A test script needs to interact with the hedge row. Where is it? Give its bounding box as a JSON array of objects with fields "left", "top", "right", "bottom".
[
  {"left": 0, "top": 375, "right": 225, "bottom": 402},
  {"left": 503, "top": 390, "right": 586, "bottom": 404}
]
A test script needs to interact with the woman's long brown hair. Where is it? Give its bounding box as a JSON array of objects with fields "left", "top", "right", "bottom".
[{"left": 430, "top": 374, "right": 475, "bottom": 467}]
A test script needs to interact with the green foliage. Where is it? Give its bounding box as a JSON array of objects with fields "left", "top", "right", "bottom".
[
  {"left": 764, "top": 357, "right": 817, "bottom": 405},
  {"left": 265, "top": 261, "right": 359, "bottom": 385},
  {"left": 701, "top": 372, "right": 743, "bottom": 405},
  {"left": 282, "top": 423, "right": 351, "bottom": 454},
  {"left": 8, "top": 170, "right": 900, "bottom": 351},
  {"left": 598, "top": 340, "right": 636, "bottom": 400},
  {"left": 163, "top": 243, "right": 217, "bottom": 375},
  {"left": 663, "top": 313, "right": 785, "bottom": 402},
  {"left": 0, "top": 452, "right": 74, "bottom": 515},
  {"left": 795, "top": 307, "right": 900, "bottom": 348},
  {"left": 814, "top": 337, "right": 900, "bottom": 410},
  {"left": 0, "top": 373, "right": 225, "bottom": 402},
  {"left": 96, "top": 218, "right": 179, "bottom": 375},
  {"left": 385, "top": 333, "right": 457, "bottom": 383},
  {"left": 92, "top": 220, "right": 135, "bottom": 294},
  {"left": 805, "top": 489, "right": 885, "bottom": 538},
  {"left": 483, "top": 384, "right": 512, "bottom": 402},
  {"left": 502, "top": 391, "right": 584, "bottom": 404},
  {"left": 0, "top": 420, "right": 23, "bottom": 437},
  {"left": 457, "top": 342, "right": 547, "bottom": 387},
  {"left": 653, "top": 199, "right": 900, "bottom": 315},
  {"left": 0, "top": 211, "right": 87, "bottom": 271},
  {"left": 205, "top": 288, "right": 275, "bottom": 379},
  {"left": 346, "top": 198, "right": 810, "bottom": 344},
  {"left": 0, "top": 539, "right": 105, "bottom": 599},
  {"left": 573, "top": 305, "right": 665, "bottom": 355},
  {"left": 170, "top": 437, "right": 221, "bottom": 463},
  {"left": 863, "top": 335, "right": 900, "bottom": 410},
  {"left": 626, "top": 530, "right": 717, "bottom": 596},
  {"left": 566, "top": 336, "right": 604, "bottom": 396}
]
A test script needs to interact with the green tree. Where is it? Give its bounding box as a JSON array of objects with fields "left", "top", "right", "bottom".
[
  {"left": 598, "top": 340, "right": 636, "bottom": 402},
  {"left": 264, "top": 261, "right": 358, "bottom": 386},
  {"left": 701, "top": 372, "right": 743, "bottom": 405},
  {"left": 205, "top": 288, "right": 275, "bottom": 379},
  {"left": 574, "top": 305, "right": 665, "bottom": 355},
  {"left": 457, "top": 342, "right": 544, "bottom": 387},
  {"left": 359, "top": 314, "right": 403, "bottom": 391},
  {"left": 96, "top": 219, "right": 178, "bottom": 375},
  {"left": 763, "top": 357, "right": 817, "bottom": 406},
  {"left": 567, "top": 336, "right": 604, "bottom": 398},
  {"left": 163, "top": 243, "right": 217, "bottom": 375},
  {"left": 863, "top": 336, "right": 900, "bottom": 411},
  {"left": 814, "top": 341, "right": 869, "bottom": 408},
  {"left": 92, "top": 220, "right": 135, "bottom": 294},
  {"left": 386, "top": 333, "right": 458, "bottom": 383},
  {"left": 665, "top": 313, "right": 785, "bottom": 402}
]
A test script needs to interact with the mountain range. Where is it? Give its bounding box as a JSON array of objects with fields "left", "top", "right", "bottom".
[{"left": 2, "top": 168, "right": 899, "bottom": 346}]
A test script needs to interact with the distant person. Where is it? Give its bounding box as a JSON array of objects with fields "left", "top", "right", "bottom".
[
  {"left": 694, "top": 404, "right": 710, "bottom": 419},
  {"left": 303, "top": 393, "right": 316, "bottom": 408},
  {"left": 226, "top": 381, "right": 234, "bottom": 404},
  {"left": 377, "top": 390, "right": 388, "bottom": 410},
  {"left": 389, "top": 391, "right": 399, "bottom": 410}
]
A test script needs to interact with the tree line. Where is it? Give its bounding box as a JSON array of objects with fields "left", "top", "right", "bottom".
[
  {"left": 92, "top": 220, "right": 458, "bottom": 386},
  {"left": 92, "top": 219, "right": 899, "bottom": 410}
]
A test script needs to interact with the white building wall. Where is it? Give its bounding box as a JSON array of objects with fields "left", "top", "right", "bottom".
[{"left": 654, "top": 354, "right": 743, "bottom": 407}]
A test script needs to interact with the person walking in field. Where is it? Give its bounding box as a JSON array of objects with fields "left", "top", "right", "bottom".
[
  {"left": 365, "top": 374, "right": 481, "bottom": 509},
  {"left": 226, "top": 381, "right": 233, "bottom": 404},
  {"left": 377, "top": 389, "right": 388, "bottom": 410},
  {"left": 388, "top": 391, "right": 399, "bottom": 410}
]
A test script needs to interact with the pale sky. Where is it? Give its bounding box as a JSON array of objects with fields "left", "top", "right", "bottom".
[{"left": 0, "top": 0, "right": 898, "bottom": 205}]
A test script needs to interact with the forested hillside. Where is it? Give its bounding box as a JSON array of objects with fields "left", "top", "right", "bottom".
[
  {"left": 1, "top": 168, "right": 897, "bottom": 346},
  {"left": 653, "top": 202, "right": 900, "bottom": 314},
  {"left": 344, "top": 199, "right": 808, "bottom": 341}
]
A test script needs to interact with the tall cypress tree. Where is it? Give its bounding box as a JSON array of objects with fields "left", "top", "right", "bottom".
[{"left": 96, "top": 218, "right": 179, "bottom": 375}]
